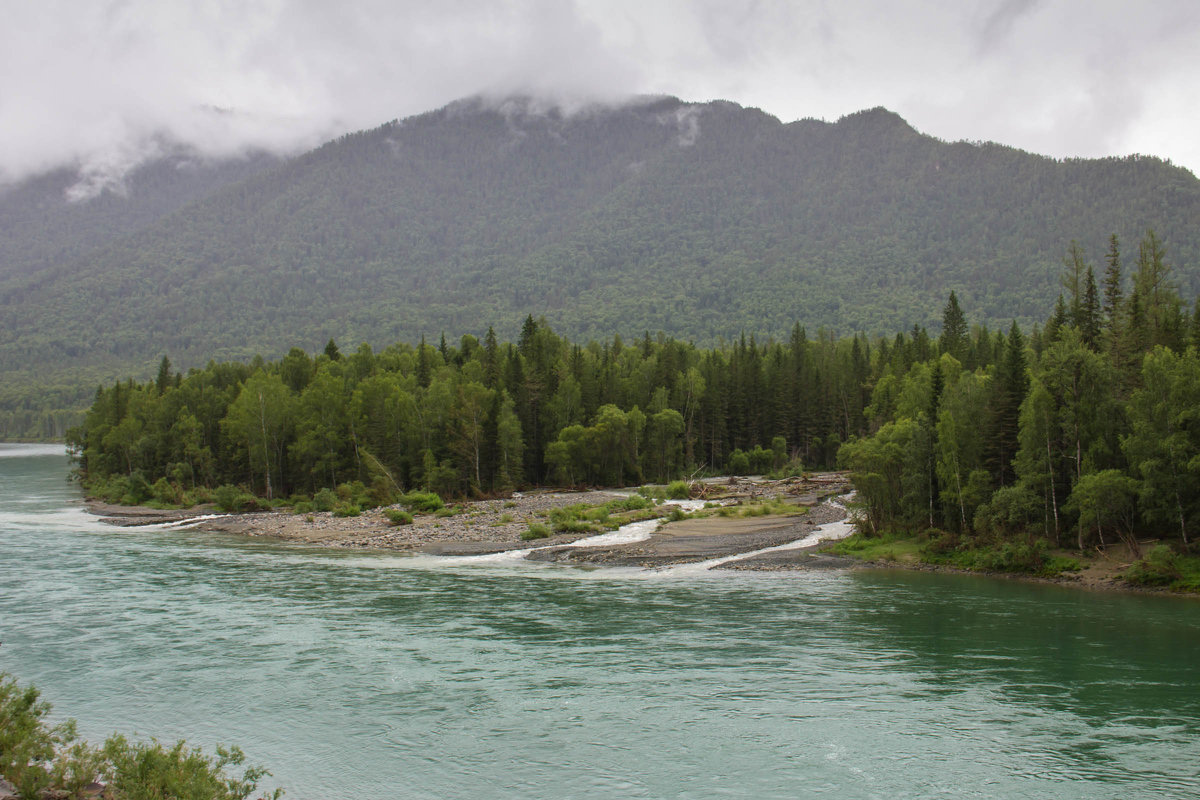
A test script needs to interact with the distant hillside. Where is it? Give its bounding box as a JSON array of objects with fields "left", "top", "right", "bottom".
[{"left": 1, "top": 95, "right": 1198, "bottom": 436}]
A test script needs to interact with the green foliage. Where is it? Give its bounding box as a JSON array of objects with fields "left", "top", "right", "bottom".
[
  {"left": 100, "top": 736, "right": 281, "bottom": 800},
  {"left": 1124, "top": 544, "right": 1182, "bottom": 587},
  {"left": 926, "top": 538, "right": 1053, "bottom": 575},
  {"left": 521, "top": 523, "right": 551, "bottom": 540},
  {"left": 312, "top": 488, "right": 337, "bottom": 512},
  {"left": 332, "top": 504, "right": 361, "bottom": 518},
  {"left": 385, "top": 508, "right": 414, "bottom": 526},
  {"left": 666, "top": 480, "right": 690, "bottom": 500},
  {"left": 0, "top": 672, "right": 279, "bottom": 800},
  {"left": 830, "top": 530, "right": 923, "bottom": 562},
  {"left": 401, "top": 491, "right": 444, "bottom": 513},
  {"left": 213, "top": 485, "right": 264, "bottom": 513}
]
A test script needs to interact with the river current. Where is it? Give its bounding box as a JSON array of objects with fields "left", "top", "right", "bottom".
[{"left": 1, "top": 444, "right": 1197, "bottom": 799}]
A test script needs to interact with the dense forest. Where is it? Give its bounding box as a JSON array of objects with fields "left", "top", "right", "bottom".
[
  {"left": 4, "top": 95, "right": 1200, "bottom": 438},
  {"left": 73, "top": 231, "right": 1200, "bottom": 582},
  {"left": 839, "top": 230, "right": 1200, "bottom": 584}
]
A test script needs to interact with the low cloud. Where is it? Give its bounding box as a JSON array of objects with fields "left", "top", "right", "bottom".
[{"left": 2, "top": 0, "right": 1197, "bottom": 196}]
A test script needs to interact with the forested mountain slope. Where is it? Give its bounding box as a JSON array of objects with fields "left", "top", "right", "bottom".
[{"left": 2, "top": 95, "right": 1198, "bottom": 436}]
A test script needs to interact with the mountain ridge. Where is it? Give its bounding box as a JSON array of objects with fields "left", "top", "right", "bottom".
[{"left": 1, "top": 95, "right": 1198, "bottom": 435}]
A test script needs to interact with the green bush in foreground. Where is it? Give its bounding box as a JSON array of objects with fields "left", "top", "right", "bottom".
[{"left": 0, "top": 672, "right": 281, "bottom": 800}]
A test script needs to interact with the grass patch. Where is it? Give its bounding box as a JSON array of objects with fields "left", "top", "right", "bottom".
[
  {"left": 830, "top": 531, "right": 923, "bottom": 563},
  {"left": 521, "top": 523, "right": 551, "bottom": 541}
]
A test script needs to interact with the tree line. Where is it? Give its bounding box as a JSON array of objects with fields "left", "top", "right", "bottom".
[
  {"left": 72, "top": 229, "right": 1198, "bottom": 559},
  {"left": 71, "top": 312, "right": 884, "bottom": 506},
  {"left": 840, "top": 230, "right": 1199, "bottom": 557}
]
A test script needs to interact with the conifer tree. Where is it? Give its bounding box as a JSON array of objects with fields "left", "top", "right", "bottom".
[
  {"left": 1079, "top": 267, "right": 1101, "bottom": 349},
  {"left": 938, "top": 292, "right": 968, "bottom": 362}
]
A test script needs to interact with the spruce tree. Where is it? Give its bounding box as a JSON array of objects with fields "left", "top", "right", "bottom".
[
  {"left": 938, "top": 291, "right": 968, "bottom": 362},
  {"left": 155, "top": 356, "right": 172, "bottom": 396},
  {"left": 416, "top": 335, "right": 431, "bottom": 388},
  {"left": 1079, "top": 266, "right": 1101, "bottom": 349}
]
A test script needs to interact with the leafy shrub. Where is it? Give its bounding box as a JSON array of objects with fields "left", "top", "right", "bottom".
[
  {"left": 213, "top": 485, "right": 262, "bottom": 513},
  {"left": 727, "top": 449, "right": 751, "bottom": 476},
  {"left": 1125, "top": 544, "right": 1181, "bottom": 586},
  {"left": 100, "top": 736, "right": 281, "bottom": 800},
  {"left": 521, "top": 523, "right": 551, "bottom": 540},
  {"left": 385, "top": 508, "right": 413, "bottom": 526},
  {"left": 434, "top": 505, "right": 460, "bottom": 518},
  {"left": 767, "top": 460, "right": 806, "bottom": 480},
  {"left": 291, "top": 501, "right": 313, "bottom": 514},
  {"left": 151, "top": 477, "right": 181, "bottom": 506},
  {"left": 332, "top": 504, "right": 361, "bottom": 518},
  {"left": 312, "top": 488, "right": 337, "bottom": 512},
  {"left": 180, "top": 487, "right": 213, "bottom": 507},
  {"left": 973, "top": 486, "right": 1040, "bottom": 537},
  {"left": 0, "top": 673, "right": 280, "bottom": 800},
  {"left": 667, "top": 480, "right": 690, "bottom": 500},
  {"left": 400, "top": 491, "right": 444, "bottom": 513},
  {"left": 922, "top": 529, "right": 959, "bottom": 556},
  {"left": 668, "top": 507, "right": 687, "bottom": 522}
]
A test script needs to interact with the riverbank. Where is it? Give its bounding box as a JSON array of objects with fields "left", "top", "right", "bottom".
[
  {"left": 84, "top": 476, "right": 1197, "bottom": 595},
  {"left": 820, "top": 534, "right": 1200, "bottom": 597},
  {"left": 88, "top": 474, "right": 860, "bottom": 565}
]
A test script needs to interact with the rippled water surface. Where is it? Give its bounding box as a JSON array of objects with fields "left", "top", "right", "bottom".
[{"left": 2, "top": 444, "right": 1198, "bottom": 799}]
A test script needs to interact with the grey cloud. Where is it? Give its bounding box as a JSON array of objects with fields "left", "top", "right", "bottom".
[{"left": 1, "top": 0, "right": 1198, "bottom": 193}]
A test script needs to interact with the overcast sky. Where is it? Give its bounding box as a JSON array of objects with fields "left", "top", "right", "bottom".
[{"left": 2, "top": 0, "right": 1198, "bottom": 193}]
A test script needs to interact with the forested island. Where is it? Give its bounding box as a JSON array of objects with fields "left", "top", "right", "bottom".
[{"left": 70, "top": 231, "right": 1200, "bottom": 591}]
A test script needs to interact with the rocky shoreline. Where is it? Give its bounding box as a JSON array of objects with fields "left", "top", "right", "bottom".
[
  {"left": 86, "top": 476, "right": 1191, "bottom": 594},
  {"left": 86, "top": 475, "right": 861, "bottom": 570}
]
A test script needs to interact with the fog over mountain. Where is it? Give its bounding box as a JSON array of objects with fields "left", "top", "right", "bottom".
[{"left": 3, "top": 0, "right": 1199, "bottom": 194}]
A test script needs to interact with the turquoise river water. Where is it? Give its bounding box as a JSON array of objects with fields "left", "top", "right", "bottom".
[{"left": 1, "top": 444, "right": 1198, "bottom": 799}]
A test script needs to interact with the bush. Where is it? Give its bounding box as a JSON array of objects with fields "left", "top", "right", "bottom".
[
  {"left": 312, "top": 488, "right": 337, "bottom": 512},
  {"left": 400, "top": 491, "right": 444, "bottom": 513},
  {"left": 521, "top": 523, "right": 551, "bottom": 540},
  {"left": 292, "top": 501, "right": 314, "bottom": 514},
  {"left": 385, "top": 508, "right": 413, "bottom": 526},
  {"left": 213, "top": 485, "right": 263, "bottom": 513},
  {"left": 727, "top": 449, "right": 751, "bottom": 476},
  {"left": 667, "top": 480, "right": 690, "bottom": 500},
  {"left": 668, "top": 507, "right": 687, "bottom": 522},
  {"left": 767, "top": 459, "right": 806, "bottom": 479},
  {"left": 180, "top": 487, "right": 214, "bottom": 507},
  {"left": 1125, "top": 544, "right": 1181, "bottom": 586},
  {"left": 0, "top": 673, "right": 280, "bottom": 800},
  {"left": 101, "top": 736, "right": 281, "bottom": 800},
  {"left": 151, "top": 477, "right": 181, "bottom": 506},
  {"left": 332, "top": 504, "right": 361, "bottom": 518}
]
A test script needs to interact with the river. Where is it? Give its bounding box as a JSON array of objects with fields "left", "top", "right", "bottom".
[{"left": 1, "top": 444, "right": 1197, "bottom": 799}]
